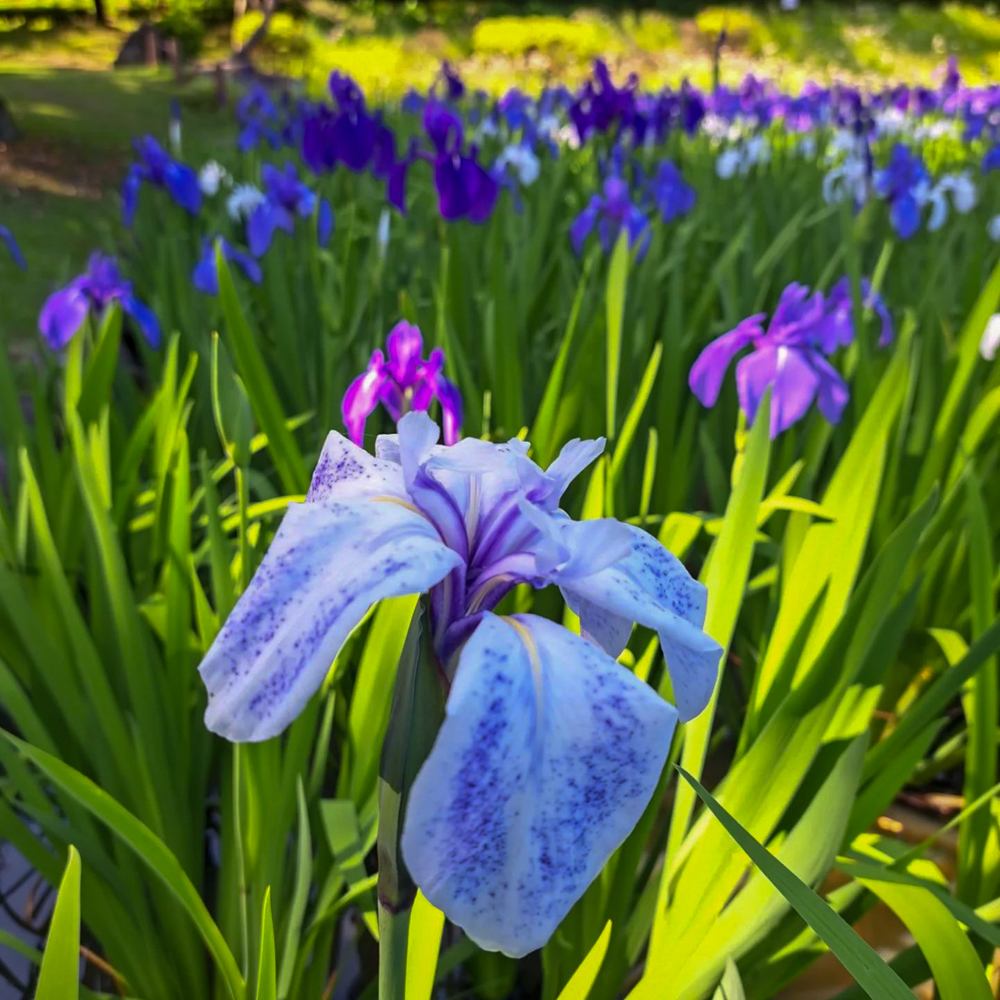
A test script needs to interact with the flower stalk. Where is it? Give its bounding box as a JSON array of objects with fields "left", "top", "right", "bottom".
[{"left": 377, "top": 602, "right": 445, "bottom": 1000}]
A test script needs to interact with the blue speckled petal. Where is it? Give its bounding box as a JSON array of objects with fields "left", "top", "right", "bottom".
[
  {"left": 200, "top": 498, "right": 462, "bottom": 741},
  {"left": 401, "top": 612, "right": 675, "bottom": 957},
  {"left": 555, "top": 523, "right": 722, "bottom": 722},
  {"left": 306, "top": 430, "right": 407, "bottom": 503}
]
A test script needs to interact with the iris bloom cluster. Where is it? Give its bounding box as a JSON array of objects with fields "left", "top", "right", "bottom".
[
  {"left": 689, "top": 279, "right": 892, "bottom": 437},
  {"left": 38, "top": 252, "right": 159, "bottom": 351},
  {"left": 122, "top": 136, "right": 202, "bottom": 227},
  {"left": 342, "top": 321, "right": 462, "bottom": 446},
  {"left": 199, "top": 411, "right": 722, "bottom": 956}
]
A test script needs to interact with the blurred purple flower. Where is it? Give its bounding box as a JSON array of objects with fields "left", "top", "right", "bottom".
[
  {"left": 247, "top": 163, "right": 331, "bottom": 256},
  {"left": 192, "top": 237, "right": 263, "bottom": 296},
  {"left": 39, "top": 252, "right": 159, "bottom": 351},
  {"left": 122, "top": 135, "right": 202, "bottom": 227},
  {"left": 873, "top": 143, "right": 930, "bottom": 239},
  {"left": 571, "top": 175, "right": 650, "bottom": 258},
  {"left": 422, "top": 103, "right": 498, "bottom": 223}
]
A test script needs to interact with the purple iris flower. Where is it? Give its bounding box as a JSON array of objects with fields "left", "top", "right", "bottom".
[
  {"left": 438, "top": 61, "right": 465, "bottom": 102},
  {"left": 198, "top": 410, "right": 722, "bottom": 956},
  {"left": 422, "top": 103, "right": 498, "bottom": 223},
  {"left": 0, "top": 224, "right": 26, "bottom": 270},
  {"left": 873, "top": 143, "right": 931, "bottom": 239},
  {"left": 822, "top": 277, "right": 894, "bottom": 350},
  {"left": 342, "top": 321, "right": 463, "bottom": 446},
  {"left": 689, "top": 283, "right": 854, "bottom": 437},
  {"left": 192, "top": 237, "right": 263, "bottom": 296},
  {"left": 983, "top": 144, "right": 1000, "bottom": 173},
  {"left": 247, "top": 163, "right": 332, "bottom": 257},
  {"left": 570, "top": 175, "right": 650, "bottom": 258},
  {"left": 38, "top": 252, "right": 159, "bottom": 351},
  {"left": 122, "top": 136, "right": 202, "bottom": 227},
  {"left": 569, "top": 59, "right": 638, "bottom": 142},
  {"left": 302, "top": 72, "right": 398, "bottom": 178},
  {"left": 649, "top": 160, "right": 696, "bottom": 223}
]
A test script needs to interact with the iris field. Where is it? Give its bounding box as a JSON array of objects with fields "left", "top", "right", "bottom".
[{"left": 2, "top": 45, "right": 1000, "bottom": 1000}]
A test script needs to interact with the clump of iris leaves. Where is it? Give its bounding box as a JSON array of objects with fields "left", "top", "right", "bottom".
[{"left": 2, "top": 55, "right": 1000, "bottom": 1000}]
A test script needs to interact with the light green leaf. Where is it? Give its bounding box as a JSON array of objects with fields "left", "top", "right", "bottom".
[
  {"left": 3, "top": 732, "right": 245, "bottom": 1000},
  {"left": 36, "top": 845, "right": 81, "bottom": 1000},
  {"left": 404, "top": 892, "right": 445, "bottom": 1000},
  {"left": 606, "top": 230, "right": 629, "bottom": 439},
  {"left": 711, "top": 958, "right": 745, "bottom": 1000},
  {"left": 555, "top": 920, "right": 612, "bottom": 1000},
  {"left": 277, "top": 780, "right": 311, "bottom": 998},
  {"left": 256, "top": 890, "right": 277, "bottom": 1000},
  {"left": 675, "top": 767, "right": 913, "bottom": 1000}
]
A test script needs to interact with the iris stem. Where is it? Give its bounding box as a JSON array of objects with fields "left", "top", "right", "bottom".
[{"left": 376, "top": 601, "right": 446, "bottom": 999}]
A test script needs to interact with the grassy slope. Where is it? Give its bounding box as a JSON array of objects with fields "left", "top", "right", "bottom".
[{"left": 0, "top": 66, "right": 234, "bottom": 348}]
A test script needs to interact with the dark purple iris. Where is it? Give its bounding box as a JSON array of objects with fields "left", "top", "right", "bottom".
[
  {"left": 301, "top": 71, "right": 398, "bottom": 178},
  {"left": 38, "top": 252, "right": 159, "bottom": 351},
  {"left": 122, "top": 136, "right": 202, "bottom": 227},
  {"left": 413, "top": 103, "right": 498, "bottom": 223},
  {"left": 569, "top": 59, "right": 638, "bottom": 142}
]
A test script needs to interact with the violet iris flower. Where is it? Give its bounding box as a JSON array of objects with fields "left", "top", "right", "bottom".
[
  {"left": 302, "top": 72, "right": 397, "bottom": 178},
  {"left": 0, "top": 224, "right": 26, "bottom": 270},
  {"left": 649, "top": 160, "right": 696, "bottom": 223},
  {"left": 983, "top": 144, "right": 1000, "bottom": 173},
  {"left": 823, "top": 277, "right": 894, "bottom": 350},
  {"left": 342, "top": 321, "right": 462, "bottom": 445},
  {"left": 38, "top": 252, "right": 159, "bottom": 351},
  {"left": 422, "top": 103, "right": 498, "bottom": 223},
  {"left": 199, "top": 410, "right": 722, "bottom": 956},
  {"left": 247, "top": 163, "right": 333, "bottom": 257},
  {"left": 689, "top": 283, "right": 854, "bottom": 437},
  {"left": 873, "top": 143, "right": 931, "bottom": 239},
  {"left": 122, "top": 136, "right": 202, "bottom": 227},
  {"left": 192, "top": 237, "right": 263, "bottom": 296},
  {"left": 570, "top": 175, "right": 650, "bottom": 258}
]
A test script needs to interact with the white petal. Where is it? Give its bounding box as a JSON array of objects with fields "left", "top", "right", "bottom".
[
  {"left": 556, "top": 525, "right": 722, "bottom": 721},
  {"left": 401, "top": 613, "right": 675, "bottom": 957},
  {"left": 307, "top": 431, "right": 407, "bottom": 502},
  {"left": 200, "top": 498, "right": 461, "bottom": 741}
]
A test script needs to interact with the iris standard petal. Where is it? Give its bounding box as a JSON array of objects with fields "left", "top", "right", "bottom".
[
  {"left": 401, "top": 613, "right": 675, "bottom": 957},
  {"left": 386, "top": 320, "right": 424, "bottom": 385},
  {"left": 200, "top": 498, "right": 462, "bottom": 741},
  {"left": 551, "top": 523, "right": 720, "bottom": 721}
]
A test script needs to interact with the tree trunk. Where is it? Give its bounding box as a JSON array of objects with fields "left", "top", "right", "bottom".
[{"left": 93, "top": 0, "right": 109, "bottom": 26}]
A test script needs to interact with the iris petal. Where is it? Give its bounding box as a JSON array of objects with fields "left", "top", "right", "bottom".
[
  {"left": 401, "top": 613, "right": 675, "bottom": 957},
  {"left": 200, "top": 497, "right": 462, "bottom": 741},
  {"left": 551, "top": 523, "right": 721, "bottom": 721}
]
